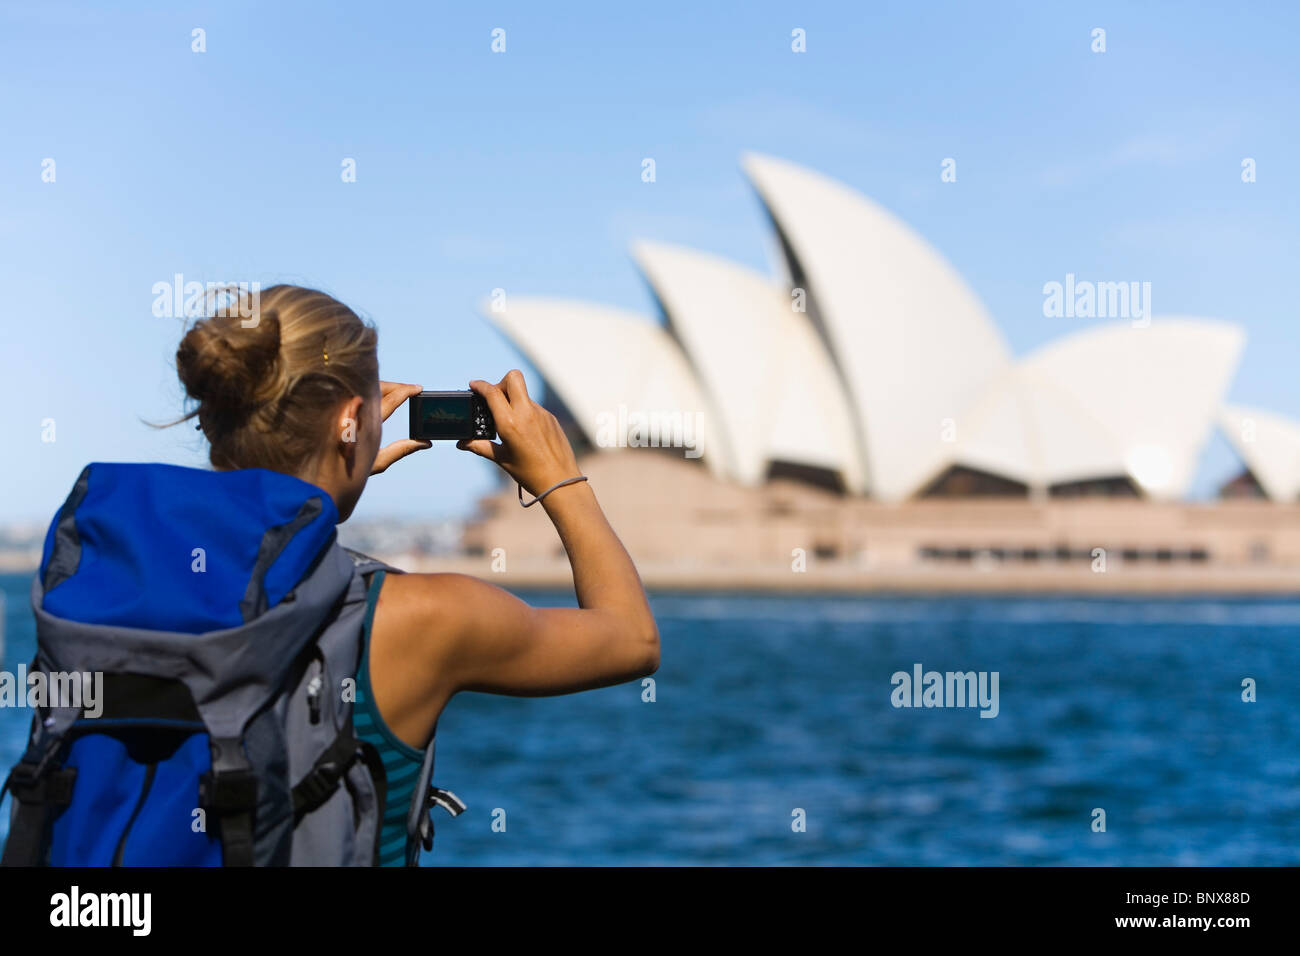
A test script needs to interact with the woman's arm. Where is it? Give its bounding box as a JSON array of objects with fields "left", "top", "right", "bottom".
[{"left": 367, "top": 369, "right": 660, "bottom": 749}]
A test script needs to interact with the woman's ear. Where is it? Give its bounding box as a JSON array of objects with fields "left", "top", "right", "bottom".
[{"left": 338, "top": 394, "right": 365, "bottom": 449}]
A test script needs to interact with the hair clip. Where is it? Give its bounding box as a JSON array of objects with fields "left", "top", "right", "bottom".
[{"left": 323, "top": 337, "right": 329, "bottom": 365}]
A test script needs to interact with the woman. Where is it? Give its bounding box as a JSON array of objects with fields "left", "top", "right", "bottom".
[{"left": 3, "top": 284, "right": 658, "bottom": 867}]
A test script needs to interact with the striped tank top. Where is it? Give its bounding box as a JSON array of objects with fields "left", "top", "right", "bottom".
[{"left": 352, "top": 570, "right": 426, "bottom": 866}]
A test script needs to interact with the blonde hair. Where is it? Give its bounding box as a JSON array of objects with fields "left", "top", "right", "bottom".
[{"left": 175, "top": 284, "right": 378, "bottom": 474}]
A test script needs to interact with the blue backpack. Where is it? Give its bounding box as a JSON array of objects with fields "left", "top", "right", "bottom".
[{"left": 1, "top": 462, "right": 463, "bottom": 866}]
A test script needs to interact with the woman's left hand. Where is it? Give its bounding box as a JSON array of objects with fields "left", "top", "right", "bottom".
[{"left": 370, "top": 381, "right": 431, "bottom": 475}]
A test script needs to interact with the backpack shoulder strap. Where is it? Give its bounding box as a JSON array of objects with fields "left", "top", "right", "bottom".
[
  {"left": 289, "top": 553, "right": 394, "bottom": 863},
  {"left": 342, "top": 546, "right": 399, "bottom": 581},
  {"left": 337, "top": 546, "right": 467, "bottom": 865},
  {"left": 404, "top": 736, "right": 467, "bottom": 865}
]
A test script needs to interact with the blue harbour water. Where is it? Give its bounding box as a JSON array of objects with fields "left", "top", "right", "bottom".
[{"left": 2, "top": 573, "right": 1297, "bottom": 865}]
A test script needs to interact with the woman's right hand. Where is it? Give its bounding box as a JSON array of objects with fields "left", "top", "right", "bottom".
[
  {"left": 458, "top": 370, "right": 583, "bottom": 496},
  {"left": 373, "top": 368, "right": 657, "bottom": 749}
]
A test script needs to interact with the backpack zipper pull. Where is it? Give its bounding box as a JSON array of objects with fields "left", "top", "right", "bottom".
[{"left": 306, "top": 672, "right": 323, "bottom": 724}]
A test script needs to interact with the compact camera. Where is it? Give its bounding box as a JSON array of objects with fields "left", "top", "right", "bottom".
[{"left": 408, "top": 391, "right": 496, "bottom": 441}]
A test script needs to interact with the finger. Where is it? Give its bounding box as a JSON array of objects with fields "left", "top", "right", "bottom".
[
  {"left": 378, "top": 382, "right": 423, "bottom": 421},
  {"left": 371, "top": 438, "right": 431, "bottom": 475},
  {"left": 468, "top": 379, "right": 512, "bottom": 429},
  {"left": 371, "top": 439, "right": 430, "bottom": 475},
  {"left": 456, "top": 437, "right": 502, "bottom": 463},
  {"left": 377, "top": 382, "right": 416, "bottom": 416},
  {"left": 500, "top": 368, "right": 531, "bottom": 404}
]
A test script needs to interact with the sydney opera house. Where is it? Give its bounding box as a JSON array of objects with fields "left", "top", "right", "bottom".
[{"left": 451, "top": 154, "right": 1300, "bottom": 592}]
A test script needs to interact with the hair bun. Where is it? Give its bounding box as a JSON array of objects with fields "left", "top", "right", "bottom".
[{"left": 177, "top": 312, "right": 283, "bottom": 422}]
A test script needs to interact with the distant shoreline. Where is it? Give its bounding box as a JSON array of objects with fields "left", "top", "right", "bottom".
[
  {"left": 363, "top": 556, "right": 1300, "bottom": 596},
  {"left": 4, "top": 556, "right": 1296, "bottom": 596}
]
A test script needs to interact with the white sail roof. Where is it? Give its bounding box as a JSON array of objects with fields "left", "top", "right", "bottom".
[
  {"left": 948, "top": 319, "right": 1244, "bottom": 498},
  {"left": 1218, "top": 404, "right": 1300, "bottom": 500},
  {"left": 478, "top": 155, "right": 1258, "bottom": 505},
  {"left": 741, "top": 152, "right": 1011, "bottom": 501},
  {"left": 632, "top": 240, "right": 866, "bottom": 491},
  {"left": 942, "top": 364, "right": 1127, "bottom": 491},
  {"left": 479, "top": 297, "right": 727, "bottom": 478}
]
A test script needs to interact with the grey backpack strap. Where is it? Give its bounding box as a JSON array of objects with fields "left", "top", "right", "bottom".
[
  {"left": 341, "top": 547, "right": 467, "bottom": 865},
  {"left": 287, "top": 550, "right": 396, "bottom": 864},
  {"left": 405, "top": 737, "right": 466, "bottom": 866},
  {"left": 342, "top": 546, "right": 399, "bottom": 580}
]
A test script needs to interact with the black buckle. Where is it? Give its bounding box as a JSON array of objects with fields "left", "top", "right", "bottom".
[
  {"left": 294, "top": 750, "right": 355, "bottom": 811},
  {"left": 295, "top": 769, "right": 334, "bottom": 809},
  {"left": 428, "top": 786, "right": 467, "bottom": 817},
  {"left": 45, "top": 768, "right": 77, "bottom": 806},
  {"left": 4, "top": 762, "right": 76, "bottom": 807},
  {"left": 199, "top": 769, "right": 258, "bottom": 811},
  {"left": 4, "top": 761, "right": 39, "bottom": 796},
  {"left": 419, "top": 787, "right": 466, "bottom": 852}
]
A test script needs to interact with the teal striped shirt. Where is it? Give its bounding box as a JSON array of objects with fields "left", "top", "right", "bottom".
[{"left": 352, "top": 570, "right": 426, "bottom": 866}]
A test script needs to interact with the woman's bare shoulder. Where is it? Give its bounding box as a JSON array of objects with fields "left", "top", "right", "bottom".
[{"left": 374, "top": 571, "right": 526, "bottom": 647}]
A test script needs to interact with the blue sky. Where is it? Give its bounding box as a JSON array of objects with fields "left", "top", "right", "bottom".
[{"left": 2, "top": 1, "right": 1297, "bottom": 522}]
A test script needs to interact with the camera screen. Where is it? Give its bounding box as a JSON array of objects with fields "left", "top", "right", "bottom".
[{"left": 416, "top": 394, "right": 473, "bottom": 439}]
